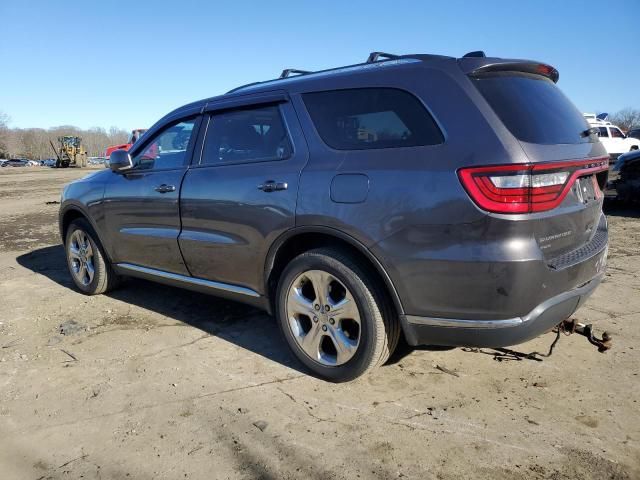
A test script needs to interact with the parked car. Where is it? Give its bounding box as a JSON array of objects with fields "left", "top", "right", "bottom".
[
  {"left": 2, "top": 159, "right": 29, "bottom": 167},
  {"left": 606, "top": 149, "right": 640, "bottom": 202},
  {"left": 584, "top": 114, "right": 640, "bottom": 157},
  {"left": 626, "top": 128, "right": 640, "bottom": 140},
  {"left": 88, "top": 157, "right": 107, "bottom": 165},
  {"left": 60, "top": 51, "right": 609, "bottom": 381},
  {"left": 40, "top": 159, "right": 57, "bottom": 167}
]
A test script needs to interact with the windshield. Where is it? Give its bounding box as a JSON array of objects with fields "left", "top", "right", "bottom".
[{"left": 472, "top": 72, "right": 590, "bottom": 145}]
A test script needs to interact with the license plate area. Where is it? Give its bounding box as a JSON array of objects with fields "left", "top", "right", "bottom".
[{"left": 575, "top": 175, "right": 597, "bottom": 204}]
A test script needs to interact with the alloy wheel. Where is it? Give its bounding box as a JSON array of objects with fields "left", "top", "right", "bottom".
[
  {"left": 68, "top": 229, "right": 95, "bottom": 286},
  {"left": 286, "top": 270, "right": 361, "bottom": 366}
]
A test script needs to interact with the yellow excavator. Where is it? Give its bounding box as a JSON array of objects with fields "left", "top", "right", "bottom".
[{"left": 49, "top": 136, "right": 88, "bottom": 168}]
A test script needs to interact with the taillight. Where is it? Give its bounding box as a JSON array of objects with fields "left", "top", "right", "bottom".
[{"left": 458, "top": 158, "right": 608, "bottom": 214}]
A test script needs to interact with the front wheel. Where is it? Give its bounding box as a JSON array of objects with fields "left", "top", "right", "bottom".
[
  {"left": 276, "top": 248, "right": 400, "bottom": 382},
  {"left": 65, "top": 219, "right": 119, "bottom": 295}
]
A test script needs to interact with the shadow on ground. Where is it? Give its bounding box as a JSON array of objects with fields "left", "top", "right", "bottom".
[
  {"left": 17, "top": 245, "right": 307, "bottom": 376},
  {"left": 17, "top": 245, "right": 544, "bottom": 375}
]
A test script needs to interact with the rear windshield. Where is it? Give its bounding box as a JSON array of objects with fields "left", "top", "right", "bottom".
[
  {"left": 472, "top": 72, "right": 590, "bottom": 145},
  {"left": 303, "top": 88, "right": 444, "bottom": 150}
]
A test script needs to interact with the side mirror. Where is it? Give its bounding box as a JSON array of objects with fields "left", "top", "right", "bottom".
[{"left": 109, "top": 149, "right": 133, "bottom": 173}]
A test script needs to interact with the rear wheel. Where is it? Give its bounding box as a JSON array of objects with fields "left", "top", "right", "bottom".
[
  {"left": 65, "top": 219, "right": 119, "bottom": 295},
  {"left": 276, "top": 248, "right": 400, "bottom": 382}
]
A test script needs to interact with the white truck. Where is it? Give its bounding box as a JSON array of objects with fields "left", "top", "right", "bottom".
[{"left": 584, "top": 113, "right": 640, "bottom": 157}]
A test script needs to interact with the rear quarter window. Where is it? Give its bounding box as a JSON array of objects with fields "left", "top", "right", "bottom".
[
  {"left": 472, "top": 72, "right": 590, "bottom": 145},
  {"left": 302, "top": 88, "right": 444, "bottom": 150}
]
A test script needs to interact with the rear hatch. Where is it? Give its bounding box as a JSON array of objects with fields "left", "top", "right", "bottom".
[{"left": 458, "top": 59, "right": 608, "bottom": 263}]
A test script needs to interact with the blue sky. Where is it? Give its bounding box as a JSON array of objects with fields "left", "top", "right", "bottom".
[{"left": 0, "top": 0, "right": 638, "bottom": 130}]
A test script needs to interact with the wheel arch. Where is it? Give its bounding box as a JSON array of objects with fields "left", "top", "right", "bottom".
[
  {"left": 60, "top": 206, "right": 113, "bottom": 263},
  {"left": 264, "top": 226, "right": 404, "bottom": 317}
]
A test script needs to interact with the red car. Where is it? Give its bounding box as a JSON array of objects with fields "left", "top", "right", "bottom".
[{"left": 104, "top": 129, "right": 147, "bottom": 158}]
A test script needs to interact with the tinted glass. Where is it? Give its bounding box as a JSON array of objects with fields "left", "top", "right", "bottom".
[
  {"left": 610, "top": 128, "right": 624, "bottom": 138},
  {"left": 598, "top": 127, "right": 609, "bottom": 138},
  {"left": 303, "top": 88, "right": 443, "bottom": 150},
  {"left": 628, "top": 129, "right": 640, "bottom": 139},
  {"left": 133, "top": 119, "right": 196, "bottom": 170},
  {"left": 201, "top": 105, "right": 292, "bottom": 165},
  {"left": 473, "top": 73, "right": 590, "bottom": 144}
]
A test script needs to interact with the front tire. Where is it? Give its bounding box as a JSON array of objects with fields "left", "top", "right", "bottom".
[
  {"left": 65, "top": 218, "right": 118, "bottom": 295},
  {"left": 276, "top": 248, "right": 400, "bottom": 382}
]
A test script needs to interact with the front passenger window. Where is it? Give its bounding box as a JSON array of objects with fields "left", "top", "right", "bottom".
[{"left": 133, "top": 119, "right": 196, "bottom": 170}]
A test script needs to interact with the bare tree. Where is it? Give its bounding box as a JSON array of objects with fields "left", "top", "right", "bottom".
[
  {"left": 608, "top": 108, "right": 640, "bottom": 132},
  {"left": 0, "top": 111, "right": 9, "bottom": 158},
  {"left": 108, "top": 126, "right": 128, "bottom": 145}
]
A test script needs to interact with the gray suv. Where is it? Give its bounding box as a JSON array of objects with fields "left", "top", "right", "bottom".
[{"left": 59, "top": 51, "right": 609, "bottom": 381}]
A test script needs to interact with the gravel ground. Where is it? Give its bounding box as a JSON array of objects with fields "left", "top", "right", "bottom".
[{"left": 0, "top": 167, "right": 638, "bottom": 480}]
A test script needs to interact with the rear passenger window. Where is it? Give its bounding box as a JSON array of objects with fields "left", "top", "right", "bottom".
[
  {"left": 598, "top": 127, "right": 609, "bottom": 138},
  {"left": 201, "top": 105, "right": 292, "bottom": 165},
  {"left": 302, "top": 88, "right": 443, "bottom": 150}
]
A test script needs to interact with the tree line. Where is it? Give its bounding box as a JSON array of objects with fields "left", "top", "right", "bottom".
[
  {"left": 0, "top": 111, "right": 129, "bottom": 160},
  {"left": 608, "top": 108, "right": 640, "bottom": 132}
]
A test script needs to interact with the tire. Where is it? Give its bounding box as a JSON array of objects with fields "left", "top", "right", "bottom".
[
  {"left": 65, "top": 218, "right": 119, "bottom": 295},
  {"left": 276, "top": 247, "right": 400, "bottom": 382}
]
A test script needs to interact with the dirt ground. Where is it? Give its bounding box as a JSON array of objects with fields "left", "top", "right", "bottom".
[{"left": 0, "top": 166, "right": 638, "bottom": 480}]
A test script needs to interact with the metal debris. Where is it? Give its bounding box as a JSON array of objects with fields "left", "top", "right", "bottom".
[
  {"left": 253, "top": 420, "right": 268, "bottom": 432},
  {"left": 60, "top": 349, "right": 78, "bottom": 361},
  {"left": 435, "top": 364, "right": 459, "bottom": 377}
]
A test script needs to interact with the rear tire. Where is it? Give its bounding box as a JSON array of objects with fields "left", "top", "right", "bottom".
[
  {"left": 276, "top": 248, "right": 400, "bottom": 382},
  {"left": 65, "top": 218, "right": 119, "bottom": 295}
]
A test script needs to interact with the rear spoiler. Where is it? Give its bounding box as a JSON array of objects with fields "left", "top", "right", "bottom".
[{"left": 458, "top": 58, "right": 559, "bottom": 83}]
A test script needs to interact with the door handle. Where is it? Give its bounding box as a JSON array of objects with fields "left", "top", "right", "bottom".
[
  {"left": 258, "top": 181, "right": 288, "bottom": 192},
  {"left": 155, "top": 184, "right": 176, "bottom": 193}
]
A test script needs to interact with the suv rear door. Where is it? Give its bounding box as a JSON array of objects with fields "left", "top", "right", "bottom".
[{"left": 178, "top": 92, "right": 308, "bottom": 294}]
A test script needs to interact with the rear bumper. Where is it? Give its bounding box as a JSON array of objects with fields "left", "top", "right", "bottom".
[{"left": 401, "top": 272, "right": 603, "bottom": 347}]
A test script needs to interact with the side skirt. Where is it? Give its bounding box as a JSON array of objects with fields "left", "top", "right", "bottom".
[{"left": 113, "top": 263, "right": 269, "bottom": 311}]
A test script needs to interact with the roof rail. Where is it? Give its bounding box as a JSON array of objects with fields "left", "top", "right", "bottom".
[
  {"left": 279, "top": 68, "right": 311, "bottom": 79},
  {"left": 227, "top": 81, "right": 262, "bottom": 94},
  {"left": 463, "top": 51, "right": 486, "bottom": 58},
  {"left": 366, "top": 51, "right": 399, "bottom": 63}
]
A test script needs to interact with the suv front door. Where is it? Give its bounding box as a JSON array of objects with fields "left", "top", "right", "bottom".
[
  {"left": 103, "top": 115, "right": 201, "bottom": 275},
  {"left": 178, "top": 94, "right": 308, "bottom": 294}
]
